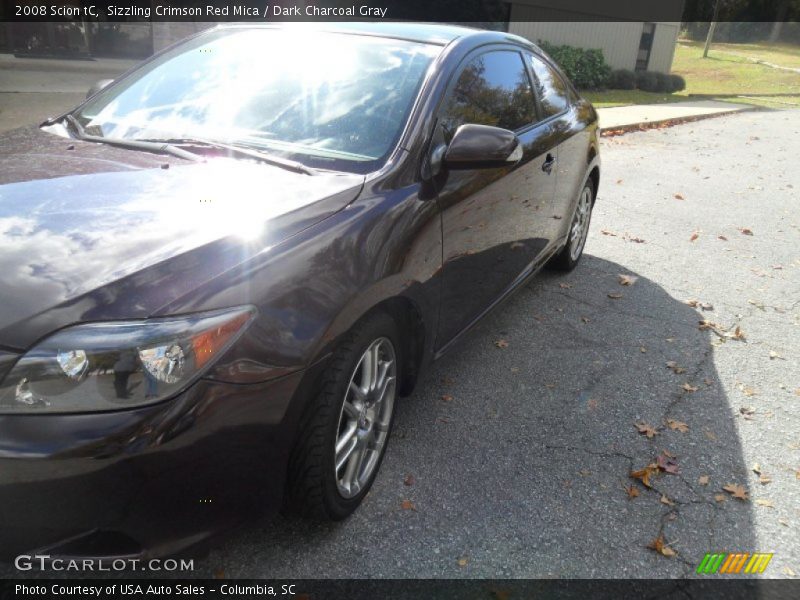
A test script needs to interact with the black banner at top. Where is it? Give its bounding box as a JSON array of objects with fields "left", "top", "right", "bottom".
[{"left": 1, "top": 0, "right": 798, "bottom": 23}]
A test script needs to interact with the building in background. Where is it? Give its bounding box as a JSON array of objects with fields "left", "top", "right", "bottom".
[{"left": 2, "top": 0, "right": 684, "bottom": 74}]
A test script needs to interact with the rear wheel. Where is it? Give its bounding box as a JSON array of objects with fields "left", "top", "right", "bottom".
[
  {"left": 548, "top": 179, "right": 595, "bottom": 271},
  {"left": 286, "top": 312, "right": 400, "bottom": 520}
]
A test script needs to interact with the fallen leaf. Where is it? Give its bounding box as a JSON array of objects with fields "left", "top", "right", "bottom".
[
  {"left": 759, "top": 474, "right": 772, "bottom": 485},
  {"left": 457, "top": 557, "right": 469, "bottom": 567},
  {"left": 579, "top": 468, "right": 591, "bottom": 477},
  {"left": 722, "top": 484, "right": 749, "bottom": 501},
  {"left": 559, "top": 282, "right": 572, "bottom": 289},
  {"left": 630, "top": 463, "right": 659, "bottom": 488},
  {"left": 698, "top": 475, "right": 710, "bottom": 486},
  {"left": 660, "top": 494, "right": 676, "bottom": 506},
  {"left": 666, "top": 419, "right": 689, "bottom": 433},
  {"left": 608, "top": 292, "right": 623, "bottom": 299},
  {"left": 601, "top": 229, "right": 617, "bottom": 237},
  {"left": 682, "top": 383, "right": 699, "bottom": 393},
  {"left": 714, "top": 494, "right": 727, "bottom": 503},
  {"left": 616, "top": 179, "right": 623, "bottom": 184},
  {"left": 494, "top": 339, "right": 509, "bottom": 349},
  {"left": 635, "top": 421, "right": 659, "bottom": 438},
  {"left": 725, "top": 326, "right": 746, "bottom": 341},
  {"left": 618, "top": 274, "right": 638, "bottom": 286},
  {"left": 740, "top": 406, "right": 756, "bottom": 419},
  {"left": 738, "top": 227, "right": 754, "bottom": 236},
  {"left": 718, "top": 235, "right": 728, "bottom": 241},
  {"left": 404, "top": 474, "right": 415, "bottom": 487},
  {"left": 640, "top": 346, "right": 647, "bottom": 353},
  {"left": 690, "top": 231, "right": 699, "bottom": 242},
  {"left": 400, "top": 499, "right": 417, "bottom": 511},
  {"left": 769, "top": 350, "right": 784, "bottom": 360},
  {"left": 657, "top": 452, "right": 681, "bottom": 475},
  {"left": 783, "top": 567, "right": 796, "bottom": 577},
  {"left": 647, "top": 535, "right": 677, "bottom": 557},
  {"left": 704, "top": 429, "right": 718, "bottom": 442},
  {"left": 581, "top": 316, "right": 590, "bottom": 323},
  {"left": 441, "top": 394, "right": 453, "bottom": 402},
  {"left": 674, "top": 193, "right": 684, "bottom": 200},
  {"left": 755, "top": 499, "right": 774, "bottom": 508},
  {"left": 625, "top": 484, "right": 640, "bottom": 499},
  {"left": 666, "top": 361, "right": 687, "bottom": 374}
]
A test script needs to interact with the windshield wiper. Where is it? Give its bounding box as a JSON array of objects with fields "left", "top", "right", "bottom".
[
  {"left": 59, "top": 115, "right": 203, "bottom": 162},
  {"left": 136, "top": 137, "right": 318, "bottom": 176}
]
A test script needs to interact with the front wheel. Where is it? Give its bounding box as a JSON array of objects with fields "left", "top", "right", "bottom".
[
  {"left": 286, "top": 312, "right": 400, "bottom": 520},
  {"left": 548, "top": 179, "right": 595, "bottom": 271}
]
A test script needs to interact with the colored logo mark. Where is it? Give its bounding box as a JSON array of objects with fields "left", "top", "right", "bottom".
[{"left": 696, "top": 553, "right": 773, "bottom": 574}]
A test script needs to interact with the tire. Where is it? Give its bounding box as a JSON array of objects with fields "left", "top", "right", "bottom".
[
  {"left": 286, "top": 311, "right": 401, "bottom": 520},
  {"left": 548, "top": 178, "right": 595, "bottom": 272}
]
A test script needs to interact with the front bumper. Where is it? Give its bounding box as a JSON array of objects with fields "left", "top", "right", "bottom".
[{"left": 0, "top": 370, "right": 308, "bottom": 561}]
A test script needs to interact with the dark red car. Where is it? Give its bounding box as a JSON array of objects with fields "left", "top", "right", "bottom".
[{"left": 0, "top": 23, "right": 599, "bottom": 559}]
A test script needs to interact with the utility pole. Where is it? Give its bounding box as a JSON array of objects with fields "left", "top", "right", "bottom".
[{"left": 703, "top": 0, "right": 722, "bottom": 58}]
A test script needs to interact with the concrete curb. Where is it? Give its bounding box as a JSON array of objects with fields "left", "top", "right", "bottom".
[{"left": 599, "top": 106, "right": 761, "bottom": 137}]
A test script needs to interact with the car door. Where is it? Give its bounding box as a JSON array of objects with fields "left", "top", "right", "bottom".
[
  {"left": 526, "top": 51, "right": 588, "bottom": 238},
  {"left": 432, "top": 47, "right": 561, "bottom": 350}
]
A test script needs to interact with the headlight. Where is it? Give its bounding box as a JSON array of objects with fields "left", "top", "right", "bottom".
[{"left": 0, "top": 306, "right": 255, "bottom": 414}]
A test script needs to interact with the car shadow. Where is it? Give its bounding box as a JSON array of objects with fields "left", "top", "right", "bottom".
[{"left": 194, "top": 254, "right": 755, "bottom": 580}]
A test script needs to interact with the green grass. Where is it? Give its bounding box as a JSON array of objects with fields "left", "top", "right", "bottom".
[
  {"left": 586, "top": 41, "right": 800, "bottom": 109},
  {"left": 583, "top": 90, "right": 689, "bottom": 108}
]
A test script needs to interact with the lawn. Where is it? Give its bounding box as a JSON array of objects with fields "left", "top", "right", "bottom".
[{"left": 586, "top": 41, "right": 800, "bottom": 109}]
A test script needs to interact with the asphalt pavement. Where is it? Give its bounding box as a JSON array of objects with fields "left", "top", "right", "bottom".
[
  {"left": 179, "top": 110, "right": 797, "bottom": 579},
  {"left": 0, "top": 105, "right": 797, "bottom": 581}
]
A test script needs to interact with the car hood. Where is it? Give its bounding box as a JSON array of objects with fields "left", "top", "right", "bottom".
[{"left": 0, "top": 127, "right": 364, "bottom": 349}]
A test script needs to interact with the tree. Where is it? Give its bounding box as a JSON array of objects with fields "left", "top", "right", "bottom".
[{"left": 703, "top": 0, "right": 722, "bottom": 58}]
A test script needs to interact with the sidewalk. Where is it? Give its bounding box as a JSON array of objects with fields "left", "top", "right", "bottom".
[{"left": 596, "top": 99, "right": 754, "bottom": 130}]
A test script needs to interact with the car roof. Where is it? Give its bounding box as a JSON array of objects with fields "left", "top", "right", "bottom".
[{"left": 218, "top": 22, "right": 530, "bottom": 48}]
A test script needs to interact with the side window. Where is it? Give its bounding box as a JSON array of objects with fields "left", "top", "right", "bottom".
[
  {"left": 441, "top": 50, "right": 537, "bottom": 143},
  {"left": 528, "top": 54, "right": 570, "bottom": 118}
]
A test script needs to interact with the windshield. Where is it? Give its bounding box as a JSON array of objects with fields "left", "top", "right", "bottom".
[{"left": 73, "top": 28, "right": 441, "bottom": 173}]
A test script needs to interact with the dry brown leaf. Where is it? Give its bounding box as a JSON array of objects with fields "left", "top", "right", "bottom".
[
  {"left": 635, "top": 421, "right": 659, "bottom": 438},
  {"left": 618, "top": 274, "right": 638, "bottom": 286},
  {"left": 404, "top": 474, "right": 415, "bottom": 487},
  {"left": 647, "top": 535, "right": 677, "bottom": 558},
  {"left": 494, "top": 339, "right": 509, "bottom": 349},
  {"left": 559, "top": 282, "right": 572, "bottom": 289},
  {"left": 682, "top": 383, "right": 699, "bottom": 393},
  {"left": 660, "top": 494, "right": 676, "bottom": 506},
  {"left": 674, "top": 193, "right": 685, "bottom": 200},
  {"left": 581, "top": 316, "right": 590, "bottom": 323},
  {"left": 666, "top": 361, "right": 687, "bottom": 374},
  {"left": 690, "top": 231, "right": 699, "bottom": 242},
  {"left": 457, "top": 557, "right": 469, "bottom": 567},
  {"left": 630, "top": 463, "right": 659, "bottom": 488},
  {"left": 718, "top": 235, "right": 728, "bottom": 241},
  {"left": 666, "top": 419, "right": 689, "bottom": 433},
  {"left": 640, "top": 346, "right": 647, "bottom": 353},
  {"left": 698, "top": 475, "right": 710, "bottom": 486},
  {"left": 400, "top": 499, "right": 417, "bottom": 511},
  {"left": 738, "top": 227, "right": 754, "bottom": 236},
  {"left": 608, "top": 292, "right": 623, "bottom": 299},
  {"left": 601, "top": 229, "right": 617, "bottom": 237},
  {"left": 625, "top": 484, "right": 640, "bottom": 499},
  {"left": 722, "top": 484, "right": 749, "bottom": 501},
  {"left": 616, "top": 179, "right": 623, "bottom": 184},
  {"left": 759, "top": 474, "right": 772, "bottom": 485},
  {"left": 441, "top": 394, "right": 453, "bottom": 402},
  {"left": 755, "top": 499, "right": 774, "bottom": 508},
  {"left": 714, "top": 493, "right": 727, "bottom": 503},
  {"left": 657, "top": 452, "right": 681, "bottom": 475},
  {"left": 725, "top": 326, "right": 746, "bottom": 341}
]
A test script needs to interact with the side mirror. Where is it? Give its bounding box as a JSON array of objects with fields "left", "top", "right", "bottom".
[
  {"left": 86, "top": 79, "right": 114, "bottom": 99},
  {"left": 443, "top": 124, "right": 522, "bottom": 170}
]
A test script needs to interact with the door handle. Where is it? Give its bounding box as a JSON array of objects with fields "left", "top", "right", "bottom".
[{"left": 542, "top": 153, "right": 555, "bottom": 174}]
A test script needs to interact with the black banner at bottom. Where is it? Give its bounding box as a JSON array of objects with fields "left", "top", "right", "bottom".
[{"left": 1, "top": 579, "right": 799, "bottom": 600}]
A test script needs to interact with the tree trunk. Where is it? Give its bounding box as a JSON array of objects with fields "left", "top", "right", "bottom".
[{"left": 703, "top": 0, "right": 722, "bottom": 58}]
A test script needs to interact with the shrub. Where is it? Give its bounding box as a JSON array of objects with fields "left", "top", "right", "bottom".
[
  {"left": 607, "top": 69, "right": 636, "bottom": 90},
  {"left": 538, "top": 41, "right": 612, "bottom": 90},
  {"left": 635, "top": 70, "right": 660, "bottom": 92},
  {"left": 668, "top": 73, "right": 686, "bottom": 93},
  {"left": 654, "top": 72, "right": 672, "bottom": 93}
]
